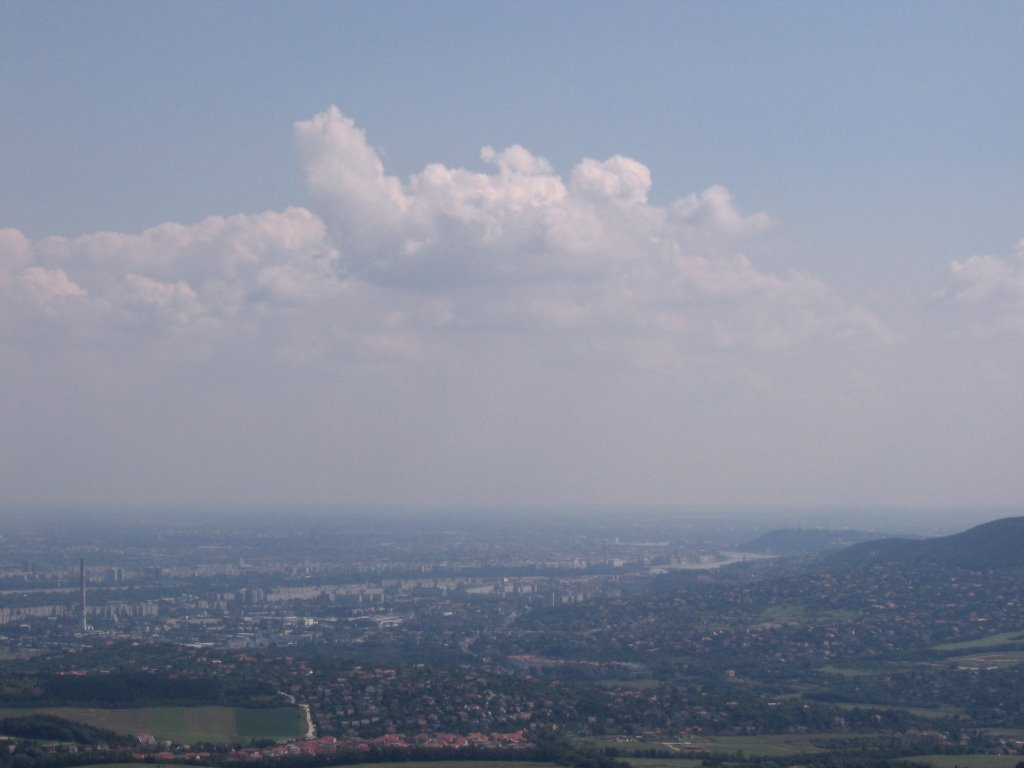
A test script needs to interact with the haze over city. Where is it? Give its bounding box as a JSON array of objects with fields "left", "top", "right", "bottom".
[{"left": 2, "top": 2, "right": 1023, "bottom": 513}]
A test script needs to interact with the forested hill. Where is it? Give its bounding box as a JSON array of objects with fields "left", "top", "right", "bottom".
[
  {"left": 739, "top": 528, "right": 882, "bottom": 556},
  {"left": 828, "top": 515, "right": 1024, "bottom": 569}
]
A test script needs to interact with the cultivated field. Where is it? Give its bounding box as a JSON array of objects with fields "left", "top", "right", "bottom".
[
  {"left": 900, "top": 755, "right": 1024, "bottom": 768},
  {"left": 588, "top": 734, "right": 835, "bottom": 757},
  {"left": 624, "top": 758, "right": 703, "bottom": 768},
  {"left": 691, "top": 733, "right": 830, "bottom": 756},
  {"left": 941, "top": 651, "right": 1024, "bottom": 669},
  {"left": 328, "top": 763, "right": 557, "bottom": 768},
  {"left": 832, "top": 701, "right": 963, "bottom": 719},
  {"left": 0, "top": 705, "right": 304, "bottom": 744},
  {"left": 933, "top": 631, "right": 1024, "bottom": 652}
]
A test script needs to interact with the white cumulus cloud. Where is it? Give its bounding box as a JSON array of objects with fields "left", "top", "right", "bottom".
[
  {"left": 938, "top": 240, "right": 1024, "bottom": 335},
  {"left": 290, "top": 105, "right": 880, "bottom": 353},
  {"left": 0, "top": 106, "right": 884, "bottom": 365}
]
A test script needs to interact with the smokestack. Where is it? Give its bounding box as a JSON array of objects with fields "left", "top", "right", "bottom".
[{"left": 80, "top": 558, "right": 87, "bottom": 632}]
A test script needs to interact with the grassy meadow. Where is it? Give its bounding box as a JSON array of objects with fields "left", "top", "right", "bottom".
[
  {"left": 0, "top": 705, "right": 304, "bottom": 744},
  {"left": 900, "top": 756, "right": 1024, "bottom": 768}
]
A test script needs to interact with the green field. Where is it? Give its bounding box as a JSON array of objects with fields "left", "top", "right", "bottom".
[
  {"left": 933, "top": 631, "right": 1024, "bottom": 652},
  {"left": 586, "top": 740, "right": 665, "bottom": 755},
  {"left": 328, "top": 763, "right": 557, "bottom": 768},
  {"left": 680, "top": 732, "right": 927, "bottom": 758},
  {"left": 624, "top": 758, "right": 703, "bottom": 768},
  {"left": 831, "top": 701, "right": 962, "bottom": 719},
  {"left": 692, "top": 734, "right": 829, "bottom": 756},
  {"left": 588, "top": 734, "right": 850, "bottom": 758},
  {"left": 899, "top": 755, "right": 1024, "bottom": 768},
  {"left": 0, "top": 705, "right": 304, "bottom": 744},
  {"left": 942, "top": 651, "right": 1024, "bottom": 669}
]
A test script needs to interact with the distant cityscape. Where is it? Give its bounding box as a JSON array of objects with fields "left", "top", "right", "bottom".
[
  {"left": 0, "top": 511, "right": 782, "bottom": 651},
  {"left": 1, "top": 510, "right": 1023, "bottom": 768}
]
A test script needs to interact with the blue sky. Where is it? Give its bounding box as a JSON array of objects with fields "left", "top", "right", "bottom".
[
  {"left": 7, "top": 2, "right": 1022, "bottom": 278},
  {"left": 2, "top": 2, "right": 1023, "bottom": 512}
]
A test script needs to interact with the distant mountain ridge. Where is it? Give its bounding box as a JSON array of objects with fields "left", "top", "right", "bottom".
[
  {"left": 739, "top": 528, "right": 884, "bottom": 557},
  {"left": 827, "top": 516, "right": 1024, "bottom": 570}
]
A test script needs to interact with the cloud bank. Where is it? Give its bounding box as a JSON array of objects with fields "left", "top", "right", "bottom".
[
  {"left": 2, "top": 107, "right": 882, "bottom": 367},
  {"left": 2, "top": 107, "right": 1022, "bottom": 510}
]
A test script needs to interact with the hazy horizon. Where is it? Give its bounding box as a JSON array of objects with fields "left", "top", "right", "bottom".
[{"left": 0, "top": 504, "right": 1012, "bottom": 539}]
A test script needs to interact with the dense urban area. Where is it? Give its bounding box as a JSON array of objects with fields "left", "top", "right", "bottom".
[{"left": 1, "top": 509, "right": 1023, "bottom": 768}]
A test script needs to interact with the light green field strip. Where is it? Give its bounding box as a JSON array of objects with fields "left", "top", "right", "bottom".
[
  {"left": 0, "top": 705, "right": 304, "bottom": 743},
  {"left": 899, "top": 755, "right": 1024, "bottom": 768}
]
